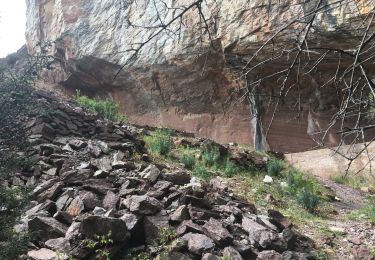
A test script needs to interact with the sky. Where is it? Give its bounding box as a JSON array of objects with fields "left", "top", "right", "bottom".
[{"left": 0, "top": 0, "right": 27, "bottom": 58}]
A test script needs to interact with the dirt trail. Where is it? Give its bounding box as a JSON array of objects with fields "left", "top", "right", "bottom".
[
  {"left": 315, "top": 176, "right": 366, "bottom": 211},
  {"left": 306, "top": 175, "right": 375, "bottom": 259}
]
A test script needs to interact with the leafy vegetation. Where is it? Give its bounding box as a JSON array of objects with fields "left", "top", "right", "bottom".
[
  {"left": 267, "top": 159, "right": 283, "bottom": 176},
  {"left": 202, "top": 146, "right": 221, "bottom": 167},
  {"left": 296, "top": 188, "right": 320, "bottom": 212},
  {"left": 85, "top": 231, "right": 113, "bottom": 260},
  {"left": 180, "top": 153, "right": 196, "bottom": 170},
  {"left": 285, "top": 169, "right": 322, "bottom": 212},
  {"left": 331, "top": 173, "right": 375, "bottom": 192},
  {"left": 143, "top": 128, "right": 327, "bottom": 218},
  {"left": 285, "top": 169, "right": 321, "bottom": 194},
  {"left": 75, "top": 90, "right": 128, "bottom": 122},
  {"left": 222, "top": 159, "right": 241, "bottom": 178},
  {"left": 193, "top": 163, "right": 212, "bottom": 181},
  {"left": 156, "top": 227, "right": 176, "bottom": 246},
  {"left": 144, "top": 129, "right": 173, "bottom": 156},
  {"left": 131, "top": 252, "right": 151, "bottom": 260},
  {"left": 0, "top": 41, "right": 54, "bottom": 259},
  {"left": 348, "top": 197, "right": 375, "bottom": 224},
  {"left": 368, "top": 206, "right": 375, "bottom": 224}
]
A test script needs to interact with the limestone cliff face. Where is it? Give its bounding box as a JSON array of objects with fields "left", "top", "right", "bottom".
[{"left": 25, "top": 0, "right": 373, "bottom": 152}]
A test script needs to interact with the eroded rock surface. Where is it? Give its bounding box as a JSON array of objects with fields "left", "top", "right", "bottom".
[{"left": 25, "top": 0, "right": 374, "bottom": 152}]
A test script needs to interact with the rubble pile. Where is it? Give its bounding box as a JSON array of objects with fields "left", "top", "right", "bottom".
[{"left": 12, "top": 98, "right": 316, "bottom": 259}]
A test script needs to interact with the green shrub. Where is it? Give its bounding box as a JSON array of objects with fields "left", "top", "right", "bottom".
[
  {"left": 132, "top": 252, "right": 151, "bottom": 260},
  {"left": 285, "top": 169, "right": 307, "bottom": 195},
  {"left": 314, "top": 250, "right": 328, "bottom": 260},
  {"left": 181, "top": 154, "right": 196, "bottom": 170},
  {"left": 348, "top": 197, "right": 375, "bottom": 224},
  {"left": 85, "top": 231, "right": 113, "bottom": 260},
  {"left": 157, "top": 227, "right": 176, "bottom": 246},
  {"left": 144, "top": 129, "right": 172, "bottom": 156},
  {"left": 330, "top": 175, "right": 345, "bottom": 184},
  {"left": 297, "top": 188, "right": 320, "bottom": 212},
  {"left": 202, "top": 147, "right": 221, "bottom": 167},
  {"left": 75, "top": 90, "right": 128, "bottom": 122},
  {"left": 369, "top": 206, "right": 375, "bottom": 224},
  {"left": 0, "top": 43, "right": 54, "bottom": 258},
  {"left": 267, "top": 159, "right": 283, "bottom": 176},
  {"left": 193, "top": 164, "right": 212, "bottom": 181},
  {"left": 222, "top": 160, "right": 240, "bottom": 178},
  {"left": 361, "top": 197, "right": 375, "bottom": 224}
]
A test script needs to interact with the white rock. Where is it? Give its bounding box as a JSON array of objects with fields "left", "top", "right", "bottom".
[
  {"left": 280, "top": 181, "right": 288, "bottom": 188},
  {"left": 93, "top": 207, "right": 107, "bottom": 216},
  {"left": 97, "top": 141, "right": 110, "bottom": 154},
  {"left": 28, "top": 248, "right": 67, "bottom": 260},
  {"left": 62, "top": 144, "right": 73, "bottom": 153},
  {"left": 328, "top": 226, "right": 346, "bottom": 234},
  {"left": 93, "top": 170, "right": 109, "bottom": 178},
  {"left": 140, "top": 164, "right": 160, "bottom": 183},
  {"left": 187, "top": 177, "right": 202, "bottom": 190},
  {"left": 113, "top": 151, "right": 125, "bottom": 162},
  {"left": 263, "top": 175, "right": 273, "bottom": 184}
]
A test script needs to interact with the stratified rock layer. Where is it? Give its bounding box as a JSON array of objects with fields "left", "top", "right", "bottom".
[{"left": 25, "top": 0, "right": 374, "bottom": 152}]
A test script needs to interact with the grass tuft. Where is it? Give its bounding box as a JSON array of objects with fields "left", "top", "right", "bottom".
[
  {"left": 267, "top": 159, "right": 283, "bottom": 176},
  {"left": 144, "top": 129, "right": 172, "bottom": 156},
  {"left": 180, "top": 153, "right": 196, "bottom": 170},
  {"left": 202, "top": 147, "right": 221, "bottom": 167},
  {"left": 222, "top": 159, "right": 241, "bottom": 178},
  {"left": 75, "top": 90, "right": 128, "bottom": 122},
  {"left": 297, "top": 188, "right": 320, "bottom": 212},
  {"left": 193, "top": 163, "right": 212, "bottom": 181}
]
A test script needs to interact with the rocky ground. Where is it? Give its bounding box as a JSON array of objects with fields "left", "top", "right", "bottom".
[
  {"left": 5, "top": 93, "right": 322, "bottom": 260},
  {"left": 4, "top": 92, "right": 374, "bottom": 260},
  {"left": 303, "top": 177, "right": 375, "bottom": 260}
]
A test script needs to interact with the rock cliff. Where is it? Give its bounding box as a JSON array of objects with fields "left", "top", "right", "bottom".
[{"left": 25, "top": 0, "right": 374, "bottom": 152}]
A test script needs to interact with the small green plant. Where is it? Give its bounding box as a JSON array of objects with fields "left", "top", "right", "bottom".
[
  {"left": 222, "top": 159, "right": 240, "bottom": 178},
  {"left": 267, "top": 159, "right": 283, "bottom": 176},
  {"left": 85, "top": 231, "right": 113, "bottom": 260},
  {"left": 157, "top": 227, "right": 176, "bottom": 246},
  {"left": 358, "top": 197, "right": 375, "bottom": 224},
  {"left": 369, "top": 206, "right": 375, "bottom": 224},
  {"left": 285, "top": 168, "right": 323, "bottom": 195},
  {"left": 144, "top": 129, "right": 172, "bottom": 156},
  {"left": 330, "top": 173, "right": 375, "bottom": 191},
  {"left": 348, "top": 198, "right": 375, "bottom": 225},
  {"left": 297, "top": 188, "right": 320, "bottom": 212},
  {"left": 133, "top": 252, "right": 151, "bottom": 260},
  {"left": 285, "top": 169, "right": 307, "bottom": 195},
  {"left": 371, "top": 247, "right": 375, "bottom": 259},
  {"left": 193, "top": 164, "right": 212, "bottom": 181},
  {"left": 0, "top": 41, "right": 55, "bottom": 259},
  {"left": 314, "top": 250, "right": 328, "bottom": 260},
  {"left": 330, "top": 175, "right": 346, "bottom": 184},
  {"left": 146, "top": 227, "right": 180, "bottom": 260},
  {"left": 75, "top": 90, "right": 128, "bottom": 122},
  {"left": 181, "top": 153, "right": 196, "bottom": 170},
  {"left": 202, "top": 147, "right": 221, "bottom": 167}
]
